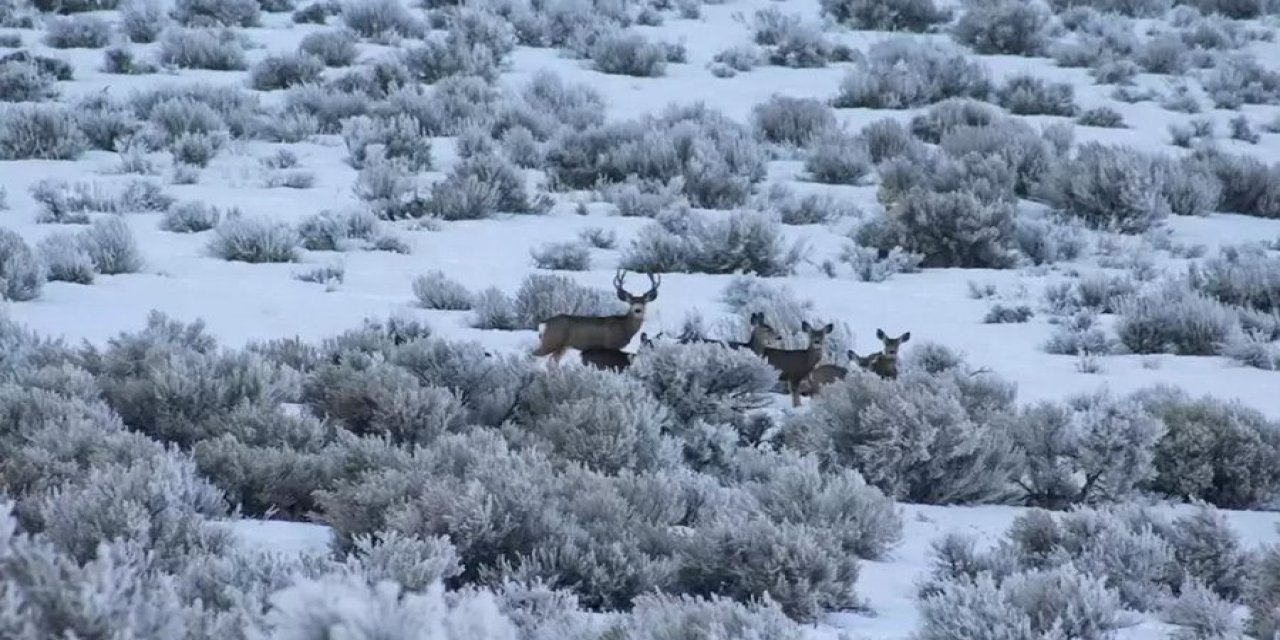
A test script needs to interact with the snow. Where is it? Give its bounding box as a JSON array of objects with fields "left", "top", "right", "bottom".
[{"left": 5, "top": 0, "right": 1280, "bottom": 636}]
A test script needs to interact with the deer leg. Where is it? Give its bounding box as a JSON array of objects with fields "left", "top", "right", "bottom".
[{"left": 789, "top": 380, "right": 801, "bottom": 407}]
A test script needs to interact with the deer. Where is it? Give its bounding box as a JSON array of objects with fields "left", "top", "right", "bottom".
[
  {"left": 579, "top": 333, "right": 657, "bottom": 372},
  {"left": 867, "top": 329, "right": 910, "bottom": 380},
  {"left": 678, "top": 312, "right": 781, "bottom": 351},
  {"left": 756, "top": 321, "right": 834, "bottom": 408},
  {"left": 532, "top": 270, "right": 660, "bottom": 364}
]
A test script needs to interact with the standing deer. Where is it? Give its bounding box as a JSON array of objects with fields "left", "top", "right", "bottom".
[
  {"left": 579, "top": 333, "right": 657, "bottom": 372},
  {"left": 868, "top": 329, "right": 910, "bottom": 380},
  {"left": 532, "top": 270, "right": 660, "bottom": 364},
  {"left": 757, "top": 321, "right": 834, "bottom": 407}
]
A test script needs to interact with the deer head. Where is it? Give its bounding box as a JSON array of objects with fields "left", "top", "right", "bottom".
[
  {"left": 747, "top": 312, "right": 783, "bottom": 350},
  {"left": 802, "top": 321, "right": 835, "bottom": 349},
  {"left": 615, "top": 270, "right": 660, "bottom": 319},
  {"left": 875, "top": 329, "right": 910, "bottom": 357},
  {"left": 848, "top": 349, "right": 879, "bottom": 370}
]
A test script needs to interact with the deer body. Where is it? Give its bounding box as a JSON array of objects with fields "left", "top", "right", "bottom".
[
  {"left": 868, "top": 329, "right": 910, "bottom": 380},
  {"left": 758, "top": 321, "right": 834, "bottom": 407},
  {"left": 801, "top": 363, "right": 848, "bottom": 396},
  {"left": 579, "top": 333, "right": 655, "bottom": 372},
  {"left": 533, "top": 270, "right": 660, "bottom": 363}
]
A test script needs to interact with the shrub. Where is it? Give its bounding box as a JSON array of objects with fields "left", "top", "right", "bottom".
[
  {"left": 0, "top": 103, "right": 89, "bottom": 160},
  {"left": 298, "top": 28, "right": 358, "bottom": 67},
  {"left": 341, "top": 0, "right": 424, "bottom": 39},
  {"left": 937, "top": 120, "right": 1055, "bottom": 199},
  {"left": 78, "top": 217, "right": 144, "bottom": 275},
  {"left": 1044, "top": 312, "right": 1114, "bottom": 356},
  {"left": 510, "top": 273, "right": 615, "bottom": 330},
  {"left": 301, "top": 360, "right": 467, "bottom": 446},
  {"left": 120, "top": 0, "right": 168, "bottom": 43},
  {"left": 206, "top": 216, "right": 300, "bottom": 263},
  {"left": 412, "top": 270, "right": 473, "bottom": 310},
  {"left": 1007, "top": 393, "right": 1164, "bottom": 509},
  {"left": 0, "top": 59, "right": 59, "bottom": 102},
  {"left": 171, "top": 0, "right": 260, "bottom": 27},
  {"left": 471, "top": 287, "right": 520, "bottom": 330},
  {"left": 750, "top": 94, "right": 836, "bottom": 147},
  {"left": 984, "top": 304, "right": 1033, "bottom": 323},
  {"left": 578, "top": 226, "right": 616, "bottom": 249},
  {"left": 1203, "top": 54, "right": 1280, "bottom": 109},
  {"left": 804, "top": 133, "right": 873, "bottom": 185},
  {"left": 1136, "top": 386, "right": 1280, "bottom": 509},
  {"left": 531, "top": 241, "right": 591, "bottom": 271},
  {"left": 1114, "top": 279, "right": 1239, "bottom": 356},
  {"left": 1229, "top": 114, "right": 1260, "bottom": 144},
  {"left": 615, "top": 593, "right": 805, "bottom": 640},
  {"left": 1076, "top": 106, "right": 1126, "bottom": 128},
  {"left": 43, "top": 15, "right": 112, "bottom": 49},
  {"left": 996, "top": 74, "right": 1078, "bottom": 116},
  {"left": 1192, "top": 149, "right": 1280, "bottom": 218},
  {"left": 860, "top": 118, "right": 924, "bottom": 164},
  {"left": 820, "top": 0, "right": 951, "bottom": 31},
  {"left": 1249, "top": 540, "right": 1280, "bottom": 639},
  {"left": 622, "top": 208, "right": 803, "bottom": 277},
  {"left": 545, "top": 104, "right": 765, "bottom": 209},
  {"left": 342, "top": 114, "right": 433, "bottom": 172},
  {"left": 909, "top": 98, "right": 999, "bottom": 143},
  {"left": 426, "top": 152, "right": 547, "bottom": 220},
  {"left": 1041, "top": 142, "right": 1169, "bottom": 233},
  {"left": 296, "top": 209, "right": 381, "bottom": 251},
  {"left": 951, "top": 0, "right": 1051, "bottom": 56},
  {"left": 756, "top": 183, "right": 860, "bottom": 226},
  {"left": 37, "top": 232, "right": 94, "bottom": 284},
  {"left": 0, "top": 229, "right": 43, "bottom": 301},
  {"left": 785, "top": 363, "right": 1020, "bottom": 505},
  {"left": 1188, "top": 243, "right": 1280, "bottom": 314},
  {"left": 157, "top": 27, "right": 248, "bottom": 70},
  {"left": 855, "top": 188, "right": 1019, "bottom": 269},
  {"left": 249, "top": 52, "right": 324, "bottom": 91},
  {"left": 832, "top": 38, "right": 990, "bottom": 109},
  {"left": 751, "top": 8, "right": 844, "bottom": 68},
  {"left": 589, "top": 32, "right": 668, "bottom": 77},
  {"left": 628, "top": 341, "right": 779, "bottom": 427}
]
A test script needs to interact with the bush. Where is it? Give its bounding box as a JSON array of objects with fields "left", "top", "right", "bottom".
[
  {"left": 628, "top": 341, "right": 779, "bottom": 427},
  {"left": 860, "top": 118, "right": 923, "bottom": 164},
  {"left": 1076, "top": 106, "right": 1126, "bottom": 128},
  {"left": 615, "top": 593, "right": 805, "bottom": 640},
  {"left": 0, "top": 59, "right": 59, "bottom": 103},
  {"left": 121, "top": 0, "right": 167, "bottom": 43},
  {"left": 855, "top": 188, "right": 1019, "bottom": 269},
  {"left": 1114, "top": 279, "right": 1239, "bottom": 356},
  {"left": 301, "top": 360, "right": 467, "bottom": 447},
  {"left": 249, "top": 52, "right": 324, "bottom": 91},
  {"left": 1042, "top": 142, "right": 1169, "bottom": 233},
  {"left": 509, "top": 273, "right": 616, "bottom": 331},
  {"left": 1192, "top": 149, "right": 1280, "bottom": 219},
  {"left": 804, "top": 133, "right": 873, "bottom": 185},
  {"left": 78, "top": 217, "right": 144, "bottom": 275},
  {"left": 1188, "top": 244, "right": 1280, "bottom": 314},
  {"left": 1007, "top": 392, "right": 1164, "bottom": 509},
  {"left": 751, "top": 8, "right": 844, "bottom": 68},
  {"left": 412, "top": 270, "right": 473, "bottom": 310},
  {"left": 341, "top": 0, "right": 424, "bottom": 39},
  {"left": 755, "top": 183, "right": 860, "bottom": 226},
  {"left": 995, "top": 74, "right": 1078, "bottom": 116},
  {"left": 621, "top": 208, "right": 803, "bottom": 277},
  {"left": 984, "top": 304, "right": 1033, "bottom": 323},
  {"left": 157, "top": 27, "right": 248, "bottom": 70},
  {"left": 832, "top": 38, "right": 990, "bottom": 109},
  {"left": 820, "top": 0, "right": 951, "bottom": 31},
  {"left": 172, "top": 0, "right": 260, "bottom": 27},
  {"left": 589, "top": 32, "right": 668, "bottom": 77},
  {"left": 909, "top": 98, "right": 999, "bottom": 143},
  {"left": 206, "top": 216, "right": 300, "bottom": 263},
  {"left": 296, "top": 209, "right": 384, "bottom": 251},
  {"left": 0, "top": 103, "right": 89, "bottom": 160},
  {"left": 426, "top": 152, "right": 547, "bottom": 220},
  {"left": 785, "top": 362, "right": 1020, "bottom": 505},
  {"left": 43, "top": 15, "right": 112, "bottom": 49},
  {"left": 0, "top": 229, "right": 43, "bottom": 301},
  {"left": 750, "top": 94, "right": 836, "bottom": 147},
  {"left": 531, "top": 241, "right": 591, "bottom": 271},
  {"left": 342, "top": 114, "right": 433, "bottom": 171},
  {"left": 1203, "top": 54, "right": 1280, "bottom": 109},
  {"left": 545, "top": 104, "right": 766, "bottom": 209},
  {"left": 1136, "top": 386, "right": 1280, "bottom": 509},
  {"left": 951, "top": 0, "right": 1051, "bottom": 56},
  {"left": 298, "top": 28, "right": 358, "bottom": 67},
  {"left": 37, "top": 232, "right": 94, "bottom": 284},
  {"left": 1250, "top": 540, "right": 1280, "bottom": 639}
]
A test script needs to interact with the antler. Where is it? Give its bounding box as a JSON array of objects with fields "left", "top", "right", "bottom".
[
  {"left": 643, "top": 272, "right": 661, "bottom": 301},
  {"left": 614, "top": 269, "right": 629, "bottom": 301}
]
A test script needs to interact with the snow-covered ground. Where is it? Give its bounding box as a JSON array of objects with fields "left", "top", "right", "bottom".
[{"left": 5, "top": 0, "right": 1280, "bottom": 636}]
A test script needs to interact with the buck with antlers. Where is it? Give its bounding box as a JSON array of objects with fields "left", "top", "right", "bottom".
[
  {"left": 579, "top": 332, "right": 658, "bottom": 372},
  {"left": 756, "top": 321, "right": 834, "bottom": 407},
  {"left": 532, "top": 270, "right": 661, "bottom": 364}
]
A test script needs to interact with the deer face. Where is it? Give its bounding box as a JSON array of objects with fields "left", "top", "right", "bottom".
[
  {"left": 801, "top": 321, "right": 835, "bottom": 349},
  {"left": 875, "top": 329, "right": 911, "bottom": 357},
  {"left": 748, "top": 312, "right": 782, "bottom": 347},
  {"left": 615, "top": 270, "right": 661, "bottom": 318},
  {"left": 848, "top": 349, "right": 878, "bottom": 370}
]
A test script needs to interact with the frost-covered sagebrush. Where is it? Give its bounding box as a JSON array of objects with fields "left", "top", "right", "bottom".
[
  {"left": 622, "top": 208, "right": 803, "bottom": 277},
  {"left": 833, "top": 38, "right": 990, "bottom": 109},
  {"left": 0, "top": 229, "right": 44, "bottom": 301},
  {"left": 206, "top": 216, "right": 300, "bottom": 263}
]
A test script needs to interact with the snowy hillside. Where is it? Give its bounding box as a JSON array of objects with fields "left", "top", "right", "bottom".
[{"left": 3, "top": 0, "right": 1280, "bottom": 636}]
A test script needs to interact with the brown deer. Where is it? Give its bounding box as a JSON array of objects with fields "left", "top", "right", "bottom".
[
  {"left": 847, "top": 349, "right": 880, "bottom": 372},
  {"left": 533, "top": 270, "right": 660, "bottom": 363},
  {"left": 868, "top": 329, "right": 910, "bottom": 380},
  {"left": 757, "top": 321, "right": 834, "bottom": 407},
  {"left": 579, "top": 333, "right": 657, "bottom": 372}
]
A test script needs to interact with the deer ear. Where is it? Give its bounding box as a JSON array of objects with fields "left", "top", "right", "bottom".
[
  {"left": 750, "top": 312, "right": 762, "bottom": 324},
  {"left": 847, "top": 350, "right": 856, "bottom": 359},
  {"left": 617, "top": 289, "right": 630, "bottom": 302},
  {"left": 823, "top": 323, "right": 834, "bottom": 334},
  {"left": 876, "top": 329, "right": 887, "bottom": 340},
  {"left": 802, "top": 321, "right": 812, "bottom": 332},
  {"left": 900, "top": 332, "right": 911, "bottom": 342}
]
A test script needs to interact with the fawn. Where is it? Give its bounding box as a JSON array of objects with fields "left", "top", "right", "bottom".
[
  {"left": 867, "top": 329, "right": 910, "bottom": 380},
  {"left": 532, "top": 270, "right": 660, "bottom": 364},
  {"left": 579, "top": 333, "right": 657, "bottom": 372},
  {"left": 757, "top": 321, "right": 834, "bottom": 407}
]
